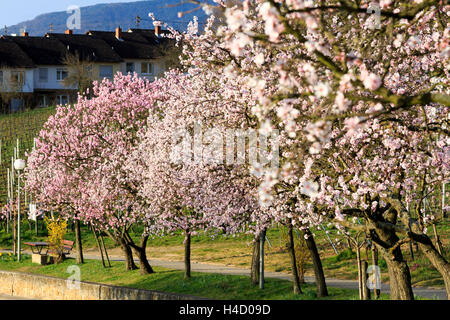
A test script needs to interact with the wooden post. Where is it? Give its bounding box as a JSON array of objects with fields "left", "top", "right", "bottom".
[
  {"left": 99, "top": 232, "right": 111, "bottom": 267},
  {"left": 92, "top": 225, "right": 106, "bottom": 268},
  {"left": 356, "top": 244, "right": 362, "bottom": 300},
  {"left": 371, "top": 245, "right": 380, "bottom": 299}
]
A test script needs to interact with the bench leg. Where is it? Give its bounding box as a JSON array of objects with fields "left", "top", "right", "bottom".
[{"left": 31, "top": 254, "right": 48, "bottom": 265}]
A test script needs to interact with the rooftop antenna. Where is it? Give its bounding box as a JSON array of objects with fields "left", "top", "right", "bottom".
[{"left": 135, "top": 15, "right": 141, "bottom": 28}]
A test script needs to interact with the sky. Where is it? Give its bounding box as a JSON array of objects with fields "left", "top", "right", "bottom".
[{"left": 0, "top": 0, "right": 141, "bottom": 26}]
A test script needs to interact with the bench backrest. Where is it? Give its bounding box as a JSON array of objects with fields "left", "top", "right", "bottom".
[{"left": 63, "top": 240, "right": 74, "bottom": 247}]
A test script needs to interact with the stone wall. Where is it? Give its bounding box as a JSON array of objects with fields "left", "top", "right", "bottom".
[{"left": 0, "top": 270, "right": 203, "bottom": 300}]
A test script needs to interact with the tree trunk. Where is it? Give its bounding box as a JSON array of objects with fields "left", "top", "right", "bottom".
[
  {"left": 432, "top": 224, "right": 444, "bottom": 256},
  {"left": 304, "top": 228, "right": 328, "bottom": 297},
  {"left": 415, "top": 238, "right": 450, "bottom": 299},
  {"left": 118, "top": 238, "right": 137, "bottom": 271},
  {"left": 184, "top": 229, "right": 191, "bottom": 279},
  {"left": 131, "top": 235, "right": 155, "bottom": 275},
  {"left": 74, "top": 220, "right": 84, "bottom": 264},
  {"left": 408, "top": 221, "right": 450, "bottom": 299},
  {"left": 250, "top": 234, "right": 260, "bottom": 286},
  {"left": 287, "top": 223, "right": 302, "bottom": 294},
  {"left": 383, "top": 256, "right": 414, "bottom": 300},
  {"left": 123, "top": 230, "right": 155, "bottom": 275},
  {"left": 361, "top": 260, "right": 371, "bottom": 300},
  {"left": 347, "top": 238, "right": 352, "bottom": 251},
  {"left": 408, "top": 240, "right": 415, "bottom": 260},
  {"left": 373, "top": 224, "right": 414, "bottom": 300}
]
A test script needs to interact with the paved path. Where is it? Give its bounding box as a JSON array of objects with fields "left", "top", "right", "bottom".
[{"left": 79, "top": 252, "right": 446, "bottom": 300}]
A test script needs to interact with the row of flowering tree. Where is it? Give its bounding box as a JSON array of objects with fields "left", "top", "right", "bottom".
[
  {"left": 25, "top": 0, "right": 449, "bottom": 301},
  {"left": 170, "top": 0, "right": 449, "bottom": 300},
  {"left": 25, "top": 69, "right": 264, "bottom": 277},
  {"left": 26, "top": 74, "right": 165, "bottom": 273}
]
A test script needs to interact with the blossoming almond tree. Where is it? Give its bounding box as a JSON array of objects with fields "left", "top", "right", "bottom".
[
  {"left": 127, "top": 70, "right": 262, "bottom": 279},
  {"left": 307, "top": 115, "right": 450, "bottom": 299},
  {"left": 26, "top": 73, "right": 163, "bottom": 273},
  {"left": 171, "top": 0, "right": 449, "bottom": 299},
  {"left": 158, "top": 9, "right": 333, "bottom": 296}
]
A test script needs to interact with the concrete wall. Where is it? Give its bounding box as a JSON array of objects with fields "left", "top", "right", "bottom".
[{"left": 0, "top": 270, "right": 203, "bottom": 300}]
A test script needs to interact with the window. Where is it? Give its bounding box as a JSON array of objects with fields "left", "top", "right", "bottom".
[
  {"left": 10, "top": 71, "right": 25, "bottom": 86},
  {"left": 0, "top": 71, "right": 3, "bottom": 85},
  {"left": 126, "top": 62, "right": 135, "bottom": 74},
  {"left": 56, "top": 95, "right": 69, "bottom": 105},
  {"left": 39, "top": 68, "right": 48, "bottom": 82},
  {"left": 99, "top": 65, "right": 113, "bottom": 79},
  {"left": 56, "top": 68, "right": 68, "bottom": 81},
  {"left": 141, "top": 62, "right": 153, "bottom": 75},
  {"left": 38, "top": 95, "right": 48, "bottom": 107}
]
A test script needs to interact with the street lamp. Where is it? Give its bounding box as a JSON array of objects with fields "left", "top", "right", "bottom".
[{"left": 14, "top": 159, "right": 25, "bottom": 262}]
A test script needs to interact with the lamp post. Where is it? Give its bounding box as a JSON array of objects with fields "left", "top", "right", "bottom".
[{"left": 14, "top": 159, "right": 25, "bottom": 262}]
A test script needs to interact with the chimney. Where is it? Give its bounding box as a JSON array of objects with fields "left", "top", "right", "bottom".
[
  {"left": 21, "top": 31, "right": 28, "bottom": 37},
  {"left": 115, "top": 26, "right": 122, "bottom": 39},
  {"left": 153, "top": 21, "right": 162, "bottom": 37},
  {"left": 65, "top": 29, "right": 73, "bottom": 35}
]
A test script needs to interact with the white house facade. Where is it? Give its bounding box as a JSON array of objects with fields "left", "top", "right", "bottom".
[{"left": 0, "top": 27, "right": 175, "bottom": 111}]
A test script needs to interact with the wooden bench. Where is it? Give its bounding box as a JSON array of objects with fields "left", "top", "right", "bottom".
[{"left": 62, "top": 240, "right": 74, "bottom": 255}]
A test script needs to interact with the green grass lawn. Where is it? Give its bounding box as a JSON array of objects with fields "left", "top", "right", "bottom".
[
  {"left": 0, "top": 254, "right": 392, "bottom": 300},
  {"left": 1, "top": 218, "right": 448, "bottom": 289}
]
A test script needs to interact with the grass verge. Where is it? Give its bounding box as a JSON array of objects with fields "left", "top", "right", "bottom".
[{"left": 0, "top": 254, "right": 391, "bottom": 300}]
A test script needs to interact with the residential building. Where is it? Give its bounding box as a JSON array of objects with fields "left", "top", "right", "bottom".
[
  {"left": 0, "top": 38, "right": 36, "bottom": 111},
  {"left": 86, "top": 27, "right": 173, "bottom": 81},
  {"left": 2, "top": 34, "right": 74, "bottom": 107},
  {"left": 0, "top": 27, "right": 175, "bottom": 111}
]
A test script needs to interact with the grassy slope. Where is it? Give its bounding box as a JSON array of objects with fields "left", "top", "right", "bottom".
[
  {"left": 1, "top": 220, "right": 448, "bottom": 289},
  {"left": 0, "top": 107, "right": 56, "bottom": 204},
  {"left": 145, "top": 224, "right": 449, "bottom": 288},
  {"left": 0, "top": 254, "right": 388, "bottom": 300}
]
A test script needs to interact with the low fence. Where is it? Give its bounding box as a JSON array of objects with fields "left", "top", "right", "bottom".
[{"left": 0, "top": 269, "right": 204, "bottom": 300}]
